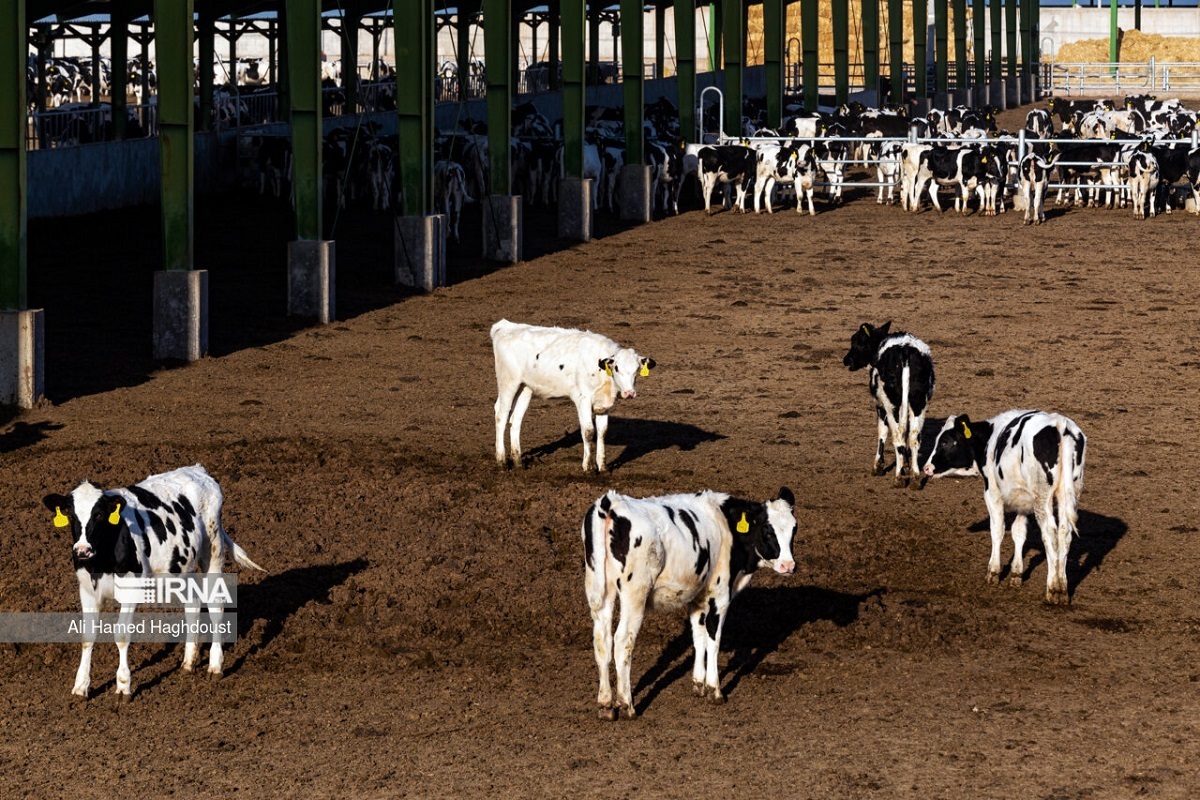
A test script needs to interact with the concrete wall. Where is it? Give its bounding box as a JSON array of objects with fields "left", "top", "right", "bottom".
[{"left": 1041, "top": 9, "right": 1200, "bottom": 61}]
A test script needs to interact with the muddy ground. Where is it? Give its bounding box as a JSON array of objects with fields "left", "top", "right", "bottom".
[{"left": 1, "top": 103, "right": 1198, "bottom": 798}]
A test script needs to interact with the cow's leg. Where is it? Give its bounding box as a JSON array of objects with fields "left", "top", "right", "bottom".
[
  {"left": 688, "top": 606, "right": 709, "bottom": 697},
  {"left": 182, "top": 603, "right": 201, "bottom": 672},
  {"left": 206, "top": 557, "right": 226, "bottom": 677},
  {"left": 1008, "top": 513, "right": 1029, "bottom": 586},
  {"left": 594, "top": 413, "right": 609, "bottom": 472},
  {"left": 907, "top": 413, "right": 925, "bottom": 489},
  {"left": 493, "top": 381, "right": 521, "bottom": 466},
  {"left": 590, "top": 592, "right": 616, "bottom": 719},
  {"left": 613, "top": 588, "right": 649, "bottom": 719},
  {"left": 700, "top": 597, "right": 731, "bottom": 703},
  {"left": 889, "top": 415, "right": 908, "bottom": 487},
  {"left": 74, "top": 587, "right": 99, "bottom": 697},
  {"left": 114, "top": 602, "right": 135, "bottom": 697},
  {"left": 576, "top": 400, "right": 596, "bottom": 473},
  {"left": 873, "top": 406, "right": 888, "bottom": 476},
  {"left": 1037, "top": 502, "right": 1069, "bottom": 605},
  {"left": 984, "top": 492, "right": 1007, "bottom": 585},
  {"left": 508, "top": 386, "right": 535, "bottom": 467}
]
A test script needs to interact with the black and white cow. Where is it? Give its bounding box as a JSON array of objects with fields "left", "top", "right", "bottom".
[
  {"left": 697, "top": 145, "right": 756, "bottom": 214},
  {"left": 1019, "top": 152, "right": 1054, "bottom": 226},
  {"left": 843, "top": 322, "right": 935, "bottom": 488},
  {"left": 434, "top": 159, "right": 473, "bottom": 242},
  {"left": 1127, "top": 150, "right": 1160, "bottom": 220},
  {"left": 582, "top": 487, "right": 796, "bottom": 719},
  {"left": 914, "top": 146, "right": 987, "bottom": 213},
  {"left": 922, "top": 410, "right": 1086, "bottom": 605},
  {"left": 752, "top": 142, "right": 808, "bottom": 214},
  {"left": 43, "top": 465, "right": 264, "bottom": 698},
  {"left": 491, "top": 320, "right": 655, "bottom": 473}
]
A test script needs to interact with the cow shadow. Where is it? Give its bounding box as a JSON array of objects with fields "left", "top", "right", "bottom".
[
  {"left": 631, "top": 585, "right": 877, "bottom": 716},
  {"left": 966, "top": 509, "right": 1128, "bottom": 598},
  {"left": 524, "top": 417, "right": 725, "bottom": 470},
  {"left": 0, "top": 419, "right": 63, "bottom": 454}
]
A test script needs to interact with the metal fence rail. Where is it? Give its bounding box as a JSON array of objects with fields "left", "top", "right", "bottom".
[{"left": 1046, "top": 60, "right": 1200, "bottom": 94}]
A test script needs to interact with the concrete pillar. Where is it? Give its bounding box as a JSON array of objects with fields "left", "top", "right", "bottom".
[
  {"left": 618, "top": 165, "right": 651, "bottom": 222},
  {"left": 1023, "top": 72, "right": 1037, "bottom": 104},
  {"left": 395, "top": 215, "right": 446, "bottom": 291},
  {"left": 153, "top": 270, "right": 208, "bottom": 361},
  {"left": 992, "top": 79, "right": 1007, "bottom": 110},
  {"left": 557, "top": 177, "right": 593, "bottom": 242},
  {"left": 1006, "top": 76, "right": 1020, "bottom": 107},
  {"left": 483, "top": 195, "right": 523, "bottom": 263},
  {"left": 0, "top": 310, "right": 43, "bottom": 409},
  {"left": 287, "top": 240, "right": 336, "bottom": 322}
]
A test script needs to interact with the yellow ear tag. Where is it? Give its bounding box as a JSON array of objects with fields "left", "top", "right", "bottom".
[
  {"left": 108, "top": 503, "right": 122, "bottom": 525},
  {"left": 961, "top": 422, "right": 972, "bottom": 439},
  {"left": 639, "top": 363, "right": 650, "bottom": 377},
  {"left": 736, "top": 513, "right": 749, "bottom": 534},
  {"left": 861, "top": 325, "right": 870, "bottom": 335},
  {"left": 604, "top": 364, "right": 613, "bottom": 377},
  {"left": 53, "top": 507, "right": 70, "bottom": 528}
]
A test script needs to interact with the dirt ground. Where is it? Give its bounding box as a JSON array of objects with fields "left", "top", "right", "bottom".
[{"left": 2, "top": 103, "right": 1199, "bottom": 798}]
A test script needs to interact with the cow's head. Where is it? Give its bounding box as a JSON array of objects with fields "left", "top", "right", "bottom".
[
  {"left": 922, "top": 415, "right": 986, "bottom": 479},
  {"left": 43, "top": 483, "right": 130, "bottom": 569},
  {"left": 729, "top": 488, "right": 797, "bottom": 575},
  {"left": 843, "top": 321, "right": 890, "bottom": 371},
  {"left": 599, "top": 349, "right": 655, "bottom": 400}
]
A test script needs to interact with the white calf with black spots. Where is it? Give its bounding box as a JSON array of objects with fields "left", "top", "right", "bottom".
[
  {"left": 582, "top": 488, "right": 797, "bottom": 719},
  {"left": 491, "top": 320, "right": 655, "bottom": 473},
  {"left": 42, "top": 465, "right": 264, "bottom": 698},
  {"left": 922, "top": 410, "right": 1087, "bottom": 604},
  {"left": 843, "top": 322, "right": 935, "bottom": 488}
]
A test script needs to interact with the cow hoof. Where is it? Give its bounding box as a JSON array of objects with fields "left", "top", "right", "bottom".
[
  {"left": 708, "top": 691, "right": 726, "bottom": 705},
  {"left": 692, "top": 680, "right": 707, "bottom": 698},
  {"left": 1008, "top": 575, "right": 1023, "bottom": 588},
  {"left": 871, "top": 464, "right": 887, "bottom": 477},
  {"left": 893, "top": 475, "right": 909, "bottom": 489},
  {"left": 1045, "top": 590, "right": 1070, "bottom": 606},
  {"left": 913, "top": 475, "right": 928, "bottom": 491},
  {"left": 207, "top": 668, "right": 223, "bottom": 680},
  {"left": 986, "top": 571, "right": 1001, "bottom": 585},
  {"left": 619, "top": 704, "right": 637, "bottom": 720},
  {"left": 597, "top": 705, "right": 618, "bottom": 721}
]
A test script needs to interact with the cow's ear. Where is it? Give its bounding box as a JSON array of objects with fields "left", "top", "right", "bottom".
[
  {"left": 777, "top": 487, "right": 795, "bottom": 507},
  {"left": 598, "top": 357, "right": 614, "bottom": 376},
  {"left": 96, "top": 494, "right": 124, "bottom": 526},
  {"left": 957, "top": 415, "right": 974, "bottom": 439},
  {"left": 43, "top": 494, "right": 71, "bottom": 528},
  {"left": 639, "top": 357, "right": 656, "bottom": 377},
  {"left": 877, "top": 321, "right": 892, "bottom": 336}
]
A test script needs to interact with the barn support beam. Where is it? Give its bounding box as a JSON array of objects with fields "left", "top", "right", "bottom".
[
  {"left": 833, "top": 0, "right": 849, "bottom": 104},
  {"left": 558, "top": 0, "right": 591, "bottom": 241},
  {"left": 721, "top": 0, "right": 743, "bottom": 136},
  {"left": 458, "top": 2, "right": 477, "bottom": 102},
  {"left": 709, "top": 2, "right": 722, "bottom": 71},
  {"left": 953, "top": 0, "right": 967, "bottom": 94},
  {"left": 913, "top": 0, "right": 928, "bottom": 103},
  {"left": 589, "top": 6, "right": 600, "bottom": 78},
  {"left": 396, "top": 0, "right": 445, "bottom": 289},
  {"left": 197, "top": 3, "right": 214, "bottom": 133},
  {"left": 675, "top": 0, "right": 697, "bottom": 141},
  {"left": 888, "top": 0, "right": 903, "bottom": 103},
  {"left": 934, "top": 0, "right": 948, "bottom": 100},
  {"left": 764, "top": 0, "right": 784, "bottom": 128},
  {"left": 991, "top": 0, "right": 1004, "bottom": 108},
  {"left": 620, "top": 0, "right": 651, "bottom": 222},
  {"left": 801, "top": 0, "right": 818, "bottom": 111},
  {"left": 1019, "top": 0, "right": 1031, "bottom": 101},
  {"left": 655, "top": 4, "right": 665, "bottom": 80},
  {"left": 861, "top": 0, "right": 879, "bottom": 103},
  {"left": 152, "top": 0, "right": 206, "bottom": 361},
  {"left": 549, "top": 2, "right": 560, "bottom": 89},
  {"left": 483, "top": 0, "right": 522, "bottom": 262},
  {"left": 285, "top": 0, "right": 335, "bottom": 322},
  {"left": 0, "top": 0, "right": 41, "bottom": 408},
  {"left": 972, "top": 0, "right": 985, "bottom": 103},
  {"left": 111, "top": 5, "right": 130, "bottom": 139},
  {"left": 341, "top": 2, "right": 362, "bottom": 113}
]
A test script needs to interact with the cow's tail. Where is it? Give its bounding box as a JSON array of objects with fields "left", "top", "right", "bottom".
[
  {"left": 221, "top": 526, "right": 266, "bottom": 572},
  {"left": 583, "top": 492, "right": 622, "bottom": 611},
  {"left": 1054, "top": 419, "right": 1081, "bottom": 541},
  {"left": 898, "top": 357, "right": 913, "bottom": 469}
]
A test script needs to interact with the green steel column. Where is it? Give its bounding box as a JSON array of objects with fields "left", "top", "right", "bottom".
[
  {"left": 991, "top": 0, "right": 1002, "bottom": 84},
  {"left": 397, "top": 0, "right": 434, "bottom": 215},
  {"left": 0, "top": 0, "right": 27, "bottom": 310},
  {"left": 623, "top": 0, "right": 645, "bottom": 163},
  {"left": 655, "top": 4, "right": 665, "bottom": 79},
  {"left": 197, "top": 3, "right": 214, "bottom": 133},
  {"left": 1006, "top": 0, "right": 1017, "bottom": 78},
  {"left": 1110, "top": 0, "right": 1117, "bottom": 66},
  {"left": 675, "top": 0, "right": 697, "bottom": 140},
  {"left": 484, "top": 0, "right": 511, "bottom": 194},
  {"left": 889, "top": 0, "right": 903, "bottom": 101},
  {"left": 802, "top": 0, "right": 818, "bottom": 111},
  {"left": 973, "top": 0, "right": 985, "bottom": 87},
  {"left": 764, "top": 0, "right": 785, "bottom": 128},
  {"left": 285, "top": 0, "right": 322, "bottom": 240},
  {"left": 953, "top": 0, "right": 967, "bottom": 88},
  {"left": 458, "top": 2, "right": 476, "bottom": 102},
  {"left": 833, "top": 0, "right": 848, "bottom": 103},
  {"left": 589, "top": 7, "right": 600, "bottom": 78},
  {"left": 862, "top": 0, "right": 879, "bottom": 99},
  {"left": 549, "top": 4, "right": 560, "bottom": 89},
  {"left": 342, "top": 2, "right": 361, "bottom": 113},
  {"left": 563, "top": 0, "right": 584, "bottom": 176},
  {"left": 154, "top": 0, "right": 194, "bottom": 272},
  {"left": 1022, "top": 0, "right": 1033, "bottom": 74},
  {"left": 710, "top": 2, "right": 722, "bottom": 71},
  {"left": 111, "top": 5, "right": 129, "bottom": 139},
  {"left": 278, "top": 10, "right": 291, "bottom": 117},
  {"left": 915, "top": 0, "right": 928, "bottom": 98},
  {"left": 935, "top": 0, "right": 947, "bottom": 94},
  {"left": 721, "top": 0, "right": 742, "bottom": 135}
]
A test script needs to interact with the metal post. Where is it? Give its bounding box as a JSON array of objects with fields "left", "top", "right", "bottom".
[
  {"left": 484, "top": 0, "right": 511, "bottom": 194},
  {"left": 111, "top": 4, "right": 130, "bottom": 139},
  {"left": 802, "top": 0, "right": 819, "bottom": 111},
  {"left": 1135, "top": 0, "right": 1141, "bottom": 31},
  {"left": 341, "top": 1, "right": 362, "bottom": 112},
  {"left": 675, "top": 0, "right": 697, "bottom": 141},
  {"left": 458, "top": 2, "right": 475, "bottom": 102},
  {"left": 953, "top": 0, "right": 967, "bottom": 89},
  {"left": 973, "top": 0, "right": 984, "bottom": 91},
  {"left": 764, "top": 0, "right": 785, "bottom": 128},
  {"left": 722, "top": 0, "right": 743, "bottom": 135},
  {"left": 155, "top": 0, "right": 194, "bottom": 272},
  {"left": 889, "top": 0, "right": 904, "bottom": 102},
  {"left": 914, "top": 0, "right": 929, "bottom": 98},
  {"left": 833, "top": 0, "right": 849, "bottom": 103},
  {"left": 197, "top": 3, "right": 214, "bottom": 133},
  {"left": 1021, "top": 0, "right": 1033, "bottom": 75},
  {"left": 397, "top": 0, "right": 434, "bottom": 216},
  {"left": 1006, "top": 0, "right": 1017, "bottom": 79},
  {"left": 286, "top": 0, "right": 322, "bottom": 241},
  {"left": 710, "top": 2, "right": 723, "bottom": 71},
  {"left": 563, "top": 0, "right": 584, "bottom": 175},
  {"left": 655, "top": 3, "right": 665, "bottom": 80},
  {"left": 549, "top": 2, "right": 560, "bottom": 89},
  {"left": 862, "top": 0, "right": 879, "bottom": 101},
  {"left": 623, "top": 0, "right": 646, "bottom": 162},
  {"left": 0, "top": 0, "right": 27, "bottom": 310},
  {"left": 991, "top": 0, "right": 1002, "bottom": 85},
  {"left": 589, "top": 5, "right": 600, "bottom": 78},
  {"left": 935, "top": 0, "right": 948, "bottom": 95}
]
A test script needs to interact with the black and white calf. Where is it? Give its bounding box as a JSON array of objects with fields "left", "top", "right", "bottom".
[
  {"left": 1127, "top": 150, "right": 1160, "bottom": 220},
  {"left": 43, "top": 465, "right": 264, "bottom": 697},
  {"left": 583, "top": 487, "right": 797, "bottom": 719},
  {"left": 1019, "top": 153, "right": 1054, "bottom": 225},
  {"left": 697, "top": 145, "right": 756, "bottom": 214},
  {"left": 923, "top": 411, "right": 1086, "bottom": 604},
  {"left": 491, "top": 320, "right": 655, "bottom": 473},
  {"left": 843, "top": 322, "right": 935, "bottom": 488},
  {"left": 434, "top": 159, "right": 474, "bottom": 242}
]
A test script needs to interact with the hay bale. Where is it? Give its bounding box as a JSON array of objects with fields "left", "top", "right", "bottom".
[{"left": 1051, "top": 29, "right": 1200, "bottom": 63}]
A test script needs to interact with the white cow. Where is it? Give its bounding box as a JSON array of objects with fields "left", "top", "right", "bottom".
[
  {"left": 583, "top": 487, "right": 797, "bottom": 719},
  {"left": 491, "top": 320, "right": 654, "bottom": 472}
]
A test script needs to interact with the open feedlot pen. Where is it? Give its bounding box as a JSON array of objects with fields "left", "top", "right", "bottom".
[{"left": 1, "top": 103, "right": 1198, "bottom": 798}]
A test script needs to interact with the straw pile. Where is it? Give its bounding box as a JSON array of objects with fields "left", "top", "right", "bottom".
[{"left": 1053, "top": 29, "right": 1200, "bottom": 63}]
